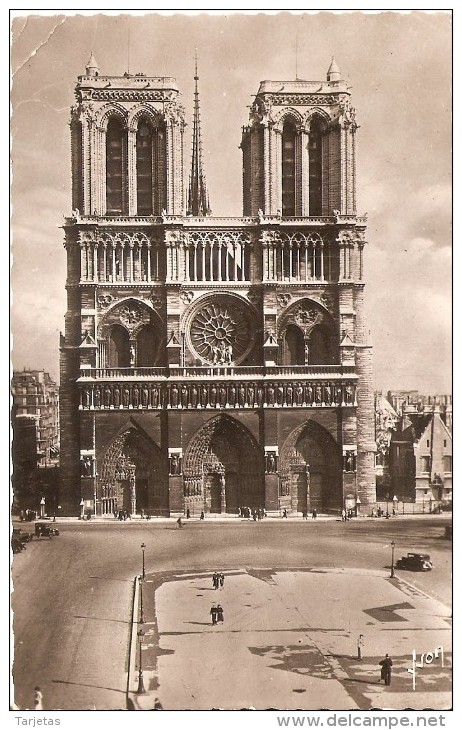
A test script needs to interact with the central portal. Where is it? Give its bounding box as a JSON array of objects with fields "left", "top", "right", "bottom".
[{"left": 183, "top": 415, "right": 264, "bottom": 514}]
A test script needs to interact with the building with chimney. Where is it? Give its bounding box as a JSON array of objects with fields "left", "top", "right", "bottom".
[{"left": 59, "top": 54, "right": 376, "bottom": 517}]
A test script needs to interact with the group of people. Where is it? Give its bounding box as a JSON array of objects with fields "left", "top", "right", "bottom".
[
  {"left": 302, "top": 509, "right": 317, "bottom": 519},
  {"left": 238, "top": 506, "right": 266, "bottom": 520},
  {"left": 210, "top": 571, "right": 225, "bottom": 624},
  {"left": 210, "top": 603, "right": 224, "bottom": 625},
  {"left": 115, "top": 509, "right": 132, "bottom": 521},
  {"left": 341, "top": 509, "right": 355, "bottom": 521},
  {"left": 212, "top": 572, "right": 225, "bottom": 590}
]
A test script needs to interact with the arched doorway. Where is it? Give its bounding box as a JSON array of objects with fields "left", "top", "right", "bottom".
[
  {"left": 183, "top": 415, "right": 264, "bottom": 513},
  {"left": 279, "top": 421, "right": 342, "bottom": 513},
  {"left": 99, "top": 425, "right": 168, "bottom": 516}
]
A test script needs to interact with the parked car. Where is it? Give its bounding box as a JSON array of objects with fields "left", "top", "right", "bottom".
[
  {"left": 395, "top": 552, "right": 433, "bottom": 571},
  {"left": 35, "top": 523, "right": 60, "bottom": 539},
  {"left": 12, "top": 533, "right": 26, "bottom": 553},
  {"left": 13, "top": 528, "right": 34, "bottom": 544}
]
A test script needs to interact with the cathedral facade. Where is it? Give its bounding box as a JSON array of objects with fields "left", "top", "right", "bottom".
[{"left": 59, "top": 54, "right": 376, "bottom": 517}]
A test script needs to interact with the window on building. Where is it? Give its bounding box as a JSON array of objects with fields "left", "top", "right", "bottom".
[
  {"left": 421, "top": 455, "right": 430, "bottom": 473},
  {"left": 106, "top": 118, "right": 126, "bottom": 215},
  {"left": 308, "top": 117, "right": 323, "bottom": 215},
  {"left": 443, "top": 455, "right": 452, "bottom": 473},
  {"left": 282, "top": 120, "right": 296, "bottom": 217},
  {"left": 283, "top": 324, "right": 305, "bottom": 365},
  {"left": 136, "top": 121, "right": 153, "bottom": 215},
  {"left": 444, "top": 439, "right": 447, "bottom": 447},
  {"left": 426, "top": 439, "right": 430, "bottom": 447}
]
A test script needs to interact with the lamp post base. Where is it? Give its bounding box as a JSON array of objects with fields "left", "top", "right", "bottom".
[{"left": 136, "top": 670, "right": 146, "bottom": 694}]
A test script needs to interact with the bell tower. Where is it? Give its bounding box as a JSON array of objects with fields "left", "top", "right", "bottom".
[{"left": 241, "top": 59, "right": 376, "bottom": 510}]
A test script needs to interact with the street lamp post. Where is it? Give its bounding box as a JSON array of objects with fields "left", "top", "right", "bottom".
[
  {"left": 79, "top": 498, "right": 85, "bottom": 520},
  {"left": 136, "top": 628, "right": 146, "bottom": 694},
  {"left": 141, "top": 543, "right": 146, "bottom": 581},
  {"left": 390, "top": 541, "right": 395, "bottom": 578},
  {"left": 139, "top": 578, "right": 145, "bottom": 624}
]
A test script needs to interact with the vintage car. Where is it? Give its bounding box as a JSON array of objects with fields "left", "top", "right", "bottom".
[
  {"left": 395, "top": 552, "right": 433, "bottom": 571},
  {"left": 35, "top": 523, "right": 60, "bottom": 539}
]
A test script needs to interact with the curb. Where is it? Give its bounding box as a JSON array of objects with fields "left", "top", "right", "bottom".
[{"left": 126, "top": 574, "right": 141, "bottom": 709}]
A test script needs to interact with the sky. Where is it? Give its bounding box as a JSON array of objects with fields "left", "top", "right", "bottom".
[{"left": 10, "top": 9, "right": 452, "bottom": 393}]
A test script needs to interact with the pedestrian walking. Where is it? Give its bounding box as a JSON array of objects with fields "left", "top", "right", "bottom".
[
  {"left": 357, "top": 634, "right": 364, "bottom": 660},
  {"left": 219, "top": 573, "right": 225, "bottom": 589},
  {"left": 200, "top": 510, "right": 205, "bottom": 520},
  {"left": 212, "top": 572, "right": 219, "bottom": 590},
  {"left": 379, "top": 654, "right": 393, "bottom": 685},
  {"left": 341, "top": 509, "right": 346, "bottom": 522},
  {"left": 312, "top": 508, "right": 317, "bottom": 520},
  {"left": 282, "top": 509, "right": 288, "bottom": 518},
  {"left": 152, "top": 697, "right": 163, "bottom": 710},
  {"left": 302, "top": 509, "right": 307, "bottom": 520},
  {"left": 210, "top": 605, "right": 218, "bottom": 625},
  {"left": 186, "top": 508, "right": 190, "bottom": 519},
  {"left": 216, "top": 604, "right": 224, "bottom": 623},
  {"left": 33, "top": 686, "right": 43, "bottom": 710},
  {"left": 177, "top": 516, "right": 183, "bottom": 528}
]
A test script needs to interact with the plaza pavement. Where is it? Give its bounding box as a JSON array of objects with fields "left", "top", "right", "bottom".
[{"left": 127, "top": 567, "right": 452, "bottom": 711}]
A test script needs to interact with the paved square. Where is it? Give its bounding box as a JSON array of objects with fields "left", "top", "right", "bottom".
[{"left": 139, "top": 568, "right": 452, "bottom": 710}]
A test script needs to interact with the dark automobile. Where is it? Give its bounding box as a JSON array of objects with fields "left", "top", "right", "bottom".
[
  {"left": 13, "top": 528, "right": 34, "bottom": 544},
  {"left": 12, "top": 533, "right": 26, "bottom": 553},
  {"left": 395, "top": 552, "right": 433, "bottom": 571},
  {"left": 35, "top": 523, "right": 60, "bottom": 539}
]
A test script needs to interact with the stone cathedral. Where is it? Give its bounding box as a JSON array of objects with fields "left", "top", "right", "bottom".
[{"left": 59, "top": 53, "right": 376, "bottom": 517}]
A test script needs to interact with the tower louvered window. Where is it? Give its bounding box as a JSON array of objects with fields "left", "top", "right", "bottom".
[
  {"left": 106, "top": 119, "right": 126, "bottom": 215},
  {"left": 136, "top": 122, "right": 153, "bottom": 215},
  {"left": 282, "top": 120, "right": 296, "bottom": 217},
  {"left": 309, "top": 117, "right": 323, "bottom": 215}
]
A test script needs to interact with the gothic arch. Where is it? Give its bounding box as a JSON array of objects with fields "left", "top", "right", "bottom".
[
  {"left": 99, "top": 421, "right": 168, "bottom": 515},
  {"left": 96, "top": 103, "right": 128, "bottom": 130},
  {"left": 304, "top": 108, "right": 331, "bottom": 130},
  {"left": 128, "top": 105, "right": 165, "bottom": 131},
  {"left": 273, "top": 107, "right": 304, "bottom": 132},
  {"left": 99, "top": 298, "right": 165, "bottom": 367},
  {"left": 183, "top": 414, "right": 264, "bottom": 512},
  {"left": 277, "top": 297, "right": 337, "bottom": 365},
  {"left": 279, "top": 420, "right": 342, "bottom": 512}
]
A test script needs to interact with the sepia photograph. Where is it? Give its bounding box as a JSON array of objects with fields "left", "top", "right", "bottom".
[{"left": 10, "top": 7, "right": 453, "bottom": 719}]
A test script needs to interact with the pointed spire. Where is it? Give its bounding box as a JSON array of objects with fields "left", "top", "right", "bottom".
[
  {"left": 327, "top": 56, "right": 341, "bottom": 82},
  {"left": 187, "top": 50, "right": 211, "bottom": 217},
  {"left": 86, "top": 51, "right": 100, "bottom": 77}
]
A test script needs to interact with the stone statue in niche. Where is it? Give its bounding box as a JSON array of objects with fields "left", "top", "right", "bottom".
[
  {"left": 83, "top": 388, "right": 90, "bottom": 408},
  {"left": 190, "top": 385, "right": 198, "bottom": 408},
  {"left": 286, "top": 385, "right": 293, "bottom": 406},
  {"left": 133, "top": 386, "right": 140, "bottom": 407},
  {"left": 238, "top": 385, "right": 246, "bottom": 407},
  {"left": 210, "top": 385, "right": 217, "bottom": 407},
  {"left": 228, "top": 385, "right": 236, "bottom": 407},
  {"left": 267, "top": 452, "right": 276, "bottom": 474},
  {"left": 170, "top": 453, "right": 180, "bottom": 476},
  {"left": 247, "top": 385, "right": 255, "bottom": 407},
  {"left": 142, "top": 387, "right": 149, "bottom": 407},
  {"left": 94, "top": 388, "right": 101, "bottom": 408},
  {"left": 181, "top": 385, "right": 188, "bottom": 408},
  {"left": 305, "top": 384, "right": 313, "bottom": 404},
  {"left": 345, "top": 385, "right": 353, "bottom": 404},
  {"left": 170, "top": 385, "right": 179, "bottom": 407},
  {"left": 104, "top": 386, "right": 112, "bottom": 408},
  {"left": 81, "top": 456, "right": 92, "bottom": 477},
  {"left": 267, "top": 385, "right": 275, "bottom": 405},
  {"left": 200, "top": 385, "right": 208, "bottom": 408},
  {"left": 130, "top": 345, "right": 136, "bottom": 367},
  {"left": 122, "top": 388, "right": 130, "bottom": 407},
  {"left": 219, "top": 386, "right": 227, "bottom": 407},
  {"left": 295, "top": 385, "right": 303, "bottom": 405},
  {"left": 113, "top": 387, "right": 120, "bottom": 408},
  {"left": 151, "top": 385, "right": 159, "bottom": 408}
]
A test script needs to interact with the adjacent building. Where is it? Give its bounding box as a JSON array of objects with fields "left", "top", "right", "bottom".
[{"left": 59, "top": 54, "right": 376, "bottom": 517}]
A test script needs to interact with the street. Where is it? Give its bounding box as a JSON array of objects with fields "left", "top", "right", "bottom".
[{"left": 11, "top": 515, "right": 452, "bottom": 710}]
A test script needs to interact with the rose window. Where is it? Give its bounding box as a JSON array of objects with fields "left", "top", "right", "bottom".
[{"left": 189, "top": 299, "right": 253, "bottom": 364}]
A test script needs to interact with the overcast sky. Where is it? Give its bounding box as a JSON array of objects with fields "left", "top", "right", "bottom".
[{"left": 10, "top": 10, "right": 452, "bottom": 393}]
